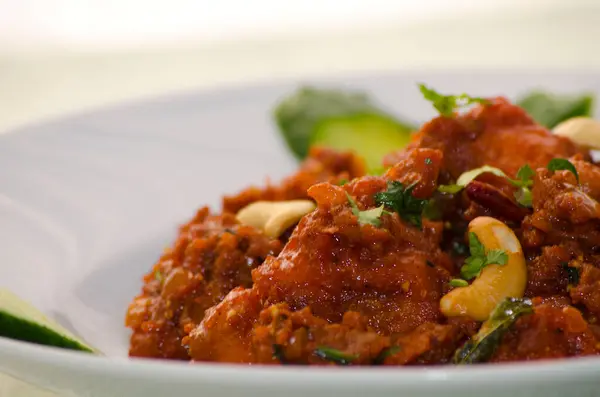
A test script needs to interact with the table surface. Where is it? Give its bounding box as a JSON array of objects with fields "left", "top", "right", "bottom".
[{"left": 1, "top": 2, "right": 600, "bottom": 396}]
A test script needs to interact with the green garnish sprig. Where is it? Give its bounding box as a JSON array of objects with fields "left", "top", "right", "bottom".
[
  {"left": 547, "top": 158, "right": 579, "bottom": 182},
  {"left": 345, "top": 192, "right": 387, "bottom": 227},
  {"left": 419, "top": 84, "right": 488, "bottom": 117},
  {"left": 450, "top": 232, "right": 508, "bottom": 287},
  {"left": 374, "top": 181, "right": 429, "bottom": 228}
]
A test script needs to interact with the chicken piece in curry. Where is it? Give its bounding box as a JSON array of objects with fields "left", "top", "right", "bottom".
[{"left": 126, "top": 93, "right": 600, "bottom": 365}]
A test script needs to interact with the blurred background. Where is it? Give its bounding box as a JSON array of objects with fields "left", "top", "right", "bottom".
[{"left": 1, "top": 0, "right": 600, "bottom": 133}]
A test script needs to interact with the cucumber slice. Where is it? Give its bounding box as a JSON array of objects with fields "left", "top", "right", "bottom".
[
  {"left": 274, "top": 86, "right": 415, "bottom": 159},
  {"left": 310, "top": 113, "right": 413, "bottom": 174},
  {"left": 0, "top": 289, "right": 95, "bottom": 353}
]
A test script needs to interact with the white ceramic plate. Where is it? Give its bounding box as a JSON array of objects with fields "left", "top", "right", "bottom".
[{"left": 1, "top": 71, "right": 600, "bottom": 397}]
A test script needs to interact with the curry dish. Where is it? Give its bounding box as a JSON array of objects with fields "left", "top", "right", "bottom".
[{"left": 125, "top": 91, "right": 600, "bottom": 365}]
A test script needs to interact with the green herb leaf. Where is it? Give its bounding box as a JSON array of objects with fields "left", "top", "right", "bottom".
[
  {"left": 314, "top": 346, "right": 357, "bottom": 365},
  {"left": 547, "top": 158, "right": 579, "bottom": 183},
  {"left": 373, "top": 346, "right": 401, "bottom": 365},
  {"left": 438, "top": 165, "right": 508, "bottom": 194},
  {"left": 154, "top": 271, "right": 163, "bottom": 282},
  {"left": 468, "top": 231, "right": 485, "bottom": 257},
  {"left": 374, "top": 181, "right": 429, "bottom": 228},
  {"left": 459, "top": 232, "right": 508, "bottom": 280},
  {"left": 337, "top": 179, "right": 349, "bottom": 186},
  {"left": 449, "top": 279, "right": 469, "bottom": 288},
  {"left": 517, "top": 91, "right": 594, "bottom": 129},
  {"left": 461, "top": 256, "right": 486, "bottom": 280},
  {"left": 346, "top": 192, "right": 385, "bottom": 227},
  {"left": 486, "top": 249, "right": 509, "bottom": 266},
  {"left": 419, "top": 83, "right": 488, "bottom": 117},
  {"left": 425, "top": 157, "right": 433, "bottom": 165},
  {"left": 515, "top": 165, "right": 535, "bottom": 187},
  {"left": 453, "top": 297, "right": 533, "bottom": 364}
]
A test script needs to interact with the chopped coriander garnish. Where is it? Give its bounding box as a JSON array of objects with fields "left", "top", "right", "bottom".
[
  {"left": 314, "top": 346, "right": 357, "bottom": 365},
  {"left": 346, "top": 192, "right": 386, "bottom": 227},
  {"left": 373, "top": 346, "right": 401, "bottom": 365},
  {"left": 449, "top": 279, "right": 469, "bottom": 288},
  {"left": 547, "top": 158, "right": 579, "bottom": 183},
  {"left": 374, "top": 181, "right": 429, "bottom": 228},
  {"left": 515, "top": 165, "right": 535, "bottom": 187},
  {"left": 337, "top": 178, "right": 349, "bottom": 186},
  {"left": 425, "top": 157, "right": 433, "bottom": 165},
  {"left": 154, "top": 270, "right": 163, "bottom": 282},
  {"left": 460, "top": 232, "right": 508, "bottom": 280},
  {"left": 418, "top": 83, "right": 488, "bottom": 117}
]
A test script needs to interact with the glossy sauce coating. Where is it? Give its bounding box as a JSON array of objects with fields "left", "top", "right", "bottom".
[{"left": 128, "top": 97, "right": 600, "bottom": 364}]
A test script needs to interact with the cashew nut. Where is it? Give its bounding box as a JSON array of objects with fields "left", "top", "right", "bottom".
[
  {"left": 553, "top": 117, "right": 600, "bottom": 150},
  {"left": 440, "top": 216, "right": 527, "bottom": 321},
  {"left": 235, "top": 200, "right": 316, "bottom": 238}
]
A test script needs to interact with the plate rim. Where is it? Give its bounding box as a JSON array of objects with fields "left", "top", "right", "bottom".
[{"left": 3, "top": 69, "right": 600, "bottom": 389}]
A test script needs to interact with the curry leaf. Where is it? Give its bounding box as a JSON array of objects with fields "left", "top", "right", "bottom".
[
  {"left": 547, "top": 158, "right": 579, "bottom": 183},
  {"left": 314, "top": 347, "right": 357, "bottom": 365},
  {"left": 373, "top": 346, "right": 402, "bottom": 365},
  {"left": 419, "top": 84, "right": 488, "bottom": 117},
  {"left": 453, "top": 298, "right": 533, "bottom": 364},
  {"left": 374, "top": 181, "right": 429, "bottom": 228}
]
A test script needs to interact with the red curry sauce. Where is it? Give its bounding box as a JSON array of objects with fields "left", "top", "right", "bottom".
[{"left": 126, "top": 97, "right": 600, "bottom": 365}]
